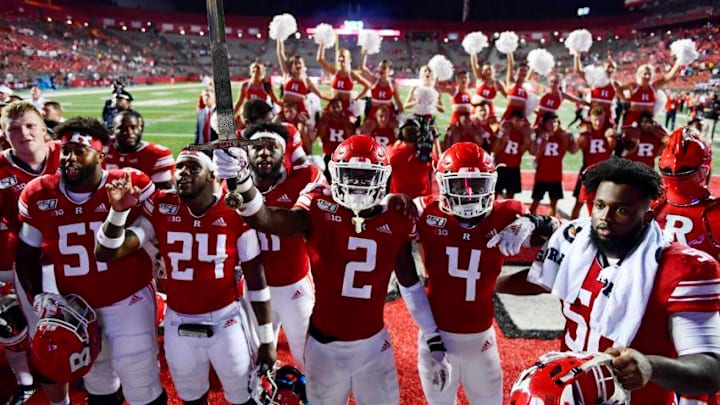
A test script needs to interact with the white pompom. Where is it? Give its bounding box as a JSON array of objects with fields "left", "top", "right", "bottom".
[
  {"left": 670, "top": 38, "right": 699, "bottom": 65},
  {"left": 583, "top": 65, "right": 610, "bottom": 88},
  {"left": 565, "top": 29, "right": 593, "bottom": 55},
  {"left": 525, "top": 93, "right": 539, "bottom": 118},
  {"left": 268, "top": 13, "right": 297, "bottom": 41},
  {"left": 654, "top": 89, "right": 667, "bottom": 116},
  {"left": 413, "top": 86, "right": 439, "bottom": 116},
  {"left": 471, "top": 94, "right": 483, "bottom": 105},
  {"left": 349, "top": 98, "right": 366, "bottom": 117},
  {"left": 358, "top": 30, "right": 382, "bottom": 55},
  {"left": 527, "top": 48, "right": 555, "bottom": 76},
  {"left": 314, "top": 23, "right": 336, "bottom": 49},
  {"left": 428, "top": 54, "right": 454, "bottom": 81},
  {"left": 495, "top": 31, "right": 519, "bottom": 54},
  {"left": 462, "top": 31, "right": 489, "bottom": 55}
]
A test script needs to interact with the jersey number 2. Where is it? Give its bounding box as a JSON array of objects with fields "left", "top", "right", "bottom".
[{"left": 341, "top": 237, "right": 377, "bottom": 299}]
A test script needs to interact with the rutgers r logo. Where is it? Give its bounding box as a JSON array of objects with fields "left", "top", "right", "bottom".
[
  {"left": 662, "top": 215, "right": 694, "bottom": 246},
  {"left": 69, "top": 347, "right": 91, "bottom": 373}
]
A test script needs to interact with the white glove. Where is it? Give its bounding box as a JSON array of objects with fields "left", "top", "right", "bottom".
[
  {"left": 212, "top": 147, "right": 250, "bottom": 181},
  {"left": 33, "top": 293, "right": 67, "bottom": 319},
  {"left": 427, "top": 334, "right": 452, "bottom": 392},
  {"left": 487, "top": 215, "right": 536, "bottom": 256}
]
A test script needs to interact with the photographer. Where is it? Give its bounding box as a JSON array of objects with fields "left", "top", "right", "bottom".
[{"left": 386, "top": 118, "right": 437, "bottom": 198}]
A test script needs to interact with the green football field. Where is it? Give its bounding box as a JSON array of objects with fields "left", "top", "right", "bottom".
[{"left": 20, "top": 82, "right": 705, "bottom": 172}]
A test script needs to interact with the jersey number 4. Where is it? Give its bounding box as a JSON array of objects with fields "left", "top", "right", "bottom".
[{"left": 446, "top": 246, "right": 482, "bottom": 301}]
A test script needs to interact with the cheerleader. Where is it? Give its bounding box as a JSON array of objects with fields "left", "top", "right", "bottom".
[
  {"left": 317, "top": 45, "right": 370, "bottom": 114},
  {"left": 233, "top": 61, "right": 281, "bottom": 118},
  {"left": 360, "top": 51, "right": 404, "bottom": 129},
  {"left": 470, "top": 55, "right": 506, "bottom": 121}
]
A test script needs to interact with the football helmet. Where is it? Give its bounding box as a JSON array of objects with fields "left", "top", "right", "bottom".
[
  {"left": 510, "top": 351, "right": 629, "bottom": 405},
  {"left": 658, "top": 126, "right": 711, "bottom": 206},
  {"left": 30, "top": 294, "right": 102, "bottom": 383},
  {"left": 328, "top": 135, "right": 391, "bottom": 214},
  {"left": 0, "top": 294, "right": 30, "bottom": 352},
  {"left": 436, "top": 142, "right": 497, "bottom": 218},
  {"left": 256, "top": 365, "right": 308, "bottom": 405}
]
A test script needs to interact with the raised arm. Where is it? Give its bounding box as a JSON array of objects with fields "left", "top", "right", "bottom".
[
  {"left": 574, "top": 54, "right": 587, "bottom": 82},
  {"left": 392, "top": 79, "right": 405, "bottom": 113},
  {"left": 213, "top": 148, "right": 312, "bottom": 237},
  {"left": 654, "top": 61, "right": 682, "bottom": 88},
  {"left": 360, "top": 50, "right": 374, "bottom": 81},
  {"left": 470, "top": 53, "right": 482, "bottom": 80},
  {"left": 276, "top": 39, "right": 290, "bottom": 76},
  {"left": 316, "top": 44, "right": 336, "bottom": 75},
  {"left": 506, "top": 53, "right": 515, "bottom": 88}
]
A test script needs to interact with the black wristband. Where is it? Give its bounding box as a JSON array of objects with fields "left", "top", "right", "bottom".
[{"left": 427, "top": 335, "right": 447, "bottom": 352}]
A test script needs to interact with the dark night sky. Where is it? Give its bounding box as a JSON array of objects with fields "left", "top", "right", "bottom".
[{"left": 168, "top": 0, "right": 627, "bottom": 22}]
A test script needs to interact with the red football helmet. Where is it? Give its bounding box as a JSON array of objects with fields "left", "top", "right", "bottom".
[
  {"left": 256, "top": 365, "right": 308, "bottom": 405},
  {"left": 30, "top": 294, "right": 102, "bottom": 383},
  {"left": 328, "top": 135, "right": 391, "bottom": 213},
  {"left": 436, "top": 142, "right": 497, "bottom": 218},
  {"left": 0, "top": 294, "right": 30, "bottom": 352},
  {"left": 510, "top": 351, "right": 629, "bottom": 405},
  {"left": 658, "top": 126, "right": 711, "bottom": 206}
]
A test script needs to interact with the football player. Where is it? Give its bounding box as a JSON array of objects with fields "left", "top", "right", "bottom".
[
  {"left": 490, "top": 109, "right": 532, "bottom": 199},
  {"left": 317, "top": 98, "right": 356, "bottom": 181},
  {"left": 242, "top": 99, "right": 308, "bottom": 169},
  {"left": 408, "top": 142, "right": 558, "bottom": 404},
  {"left": 570, "top": 106, "right": 616, "bottom": 219},
  {"left": 497, "top": 158, "right": 720, "bottom": 404},
  {"left": 655, "top": 126, "right": 719, "bottom": 258},
  {"left": 103, "top": 110, "right": 175, "bottom": 189},
  {"left": 15, "top": 117, "right": 166, "bottom": 405},
  {"left": 94, "top": 149, "right": 276, "bottom": 404},
  {"left": 243, "top": 123, "right": 324, "bottom": 370},
  {"left": 213, "top": 134, "right": 451, "bottom": 405},
  {"left": 0, "top": 101, "right": 62, "bottom": 404},
  {"left": 654, "top": 127, "right": 720, "bottom": 405},
  {"left": 620, "top": 111, "right": 668, "bottom": 169}
]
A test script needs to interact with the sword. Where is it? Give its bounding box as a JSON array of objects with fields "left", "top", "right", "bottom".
[
  {"left": 206, "top": 0, "right": 243, "bottom": 209},
  {"left": 185, "top": 138, "right": 266, "bottom": 152}
]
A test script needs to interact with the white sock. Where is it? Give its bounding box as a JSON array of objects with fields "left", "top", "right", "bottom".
[{"left": 5, "top": 349, "right": 33, "bottom": 386}]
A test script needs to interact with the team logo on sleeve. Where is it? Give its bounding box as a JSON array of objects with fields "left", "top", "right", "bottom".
[
  {"left": 0, "top": 175, "right": 17, "bottom": 189},
  {"left": 317, "top": 199, "right": 338, "bottom": 213},
  {"left": 158, "top": 203, "right": 179, "bottom": 215},
  {"left": 426, "top": 215, "right": 447, "bottom": 228},
  {"left": 37, "top": 199, "right": 58, "bottom": 211}
]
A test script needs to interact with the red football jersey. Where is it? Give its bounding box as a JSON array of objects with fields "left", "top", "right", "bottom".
[
  {"left": 318, "top": 115, "right": 352, "bottom": 156},
  {"left": 294, "top": 184, "right": 416, "bottom": 341},
  {"left": 623, "top": 131, "right": 663, "bottom": 168},
  {"left": 579, "top": 127, "right": 613, "bottom": 168},
  {"left": 0, "top": 141, "right": 61, "bottom": 271},
  {"left": 103, "top": 141, "right": 175, "bottom": 184},
  {"left": 416, "top": 196, "right": 527, "bottom": 333},
  {"left": 18, "top": 170, "right": 155, "bottom": 308},
  {"left": 386, "top": 142, "right": 435, "bottom": 198},
  {"left": 145, "top": 190, "right": 258, "bottom": 314},
  {"left": 494, "top": 129, "right": 526, "bottom": 169},
  {"left": 260, "top": 164, "right": 324, "bottom": 286},
  {"left": 534, "top": 131, "right": 569, "bottom": 183},
  {"left": 371, "top": 126, "right": 397, "bottom": 150},
  {"left": 654, "top": 198, "right": 720, "bottom": 261},
  {"left": 0, "top": 141, "right": 61, "bottom": 233},
  {"left": 561, "top": 243, "right": 720, "bottom": 404}
]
